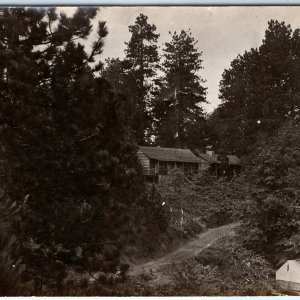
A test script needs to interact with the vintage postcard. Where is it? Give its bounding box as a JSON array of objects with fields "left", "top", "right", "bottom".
[{"left": 0, "top": 5, "right": 299, "bottom": 296}]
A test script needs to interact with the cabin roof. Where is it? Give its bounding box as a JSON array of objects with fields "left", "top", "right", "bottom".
[
  {"left": 138, "top": 146, "right": 200, "bottom": 163},
  {"left": 197, "top": 153, "right": 219, "bottom": 163},
  {"left": 227, "top": 155, "right": 241, "bottom": 165},
  {"left": 197, "top": 153, "right": 241, "bottom": 165}
]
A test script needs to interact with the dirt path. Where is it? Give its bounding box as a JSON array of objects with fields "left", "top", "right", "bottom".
[{"left": 128, "top": 223, "right": 239, "bottom": 285}]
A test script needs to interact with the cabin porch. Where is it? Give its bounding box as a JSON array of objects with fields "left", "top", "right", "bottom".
[{"left": 142, "top": 159, "right": 199, "bottom": 177}]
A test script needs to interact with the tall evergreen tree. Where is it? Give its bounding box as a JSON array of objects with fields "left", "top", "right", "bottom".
[
  {"left": 216, "top": 20, "right": 300, "bottom": 155},
  {"left": 154, "top": 30, "right": 207, "bottom": 150},
  {"left": 0, "top": 8, "right": 167, "bottom": 294},
  {"left": 0, "top": 191, "right": 24, "bottom": 295},
  {"left": 101, "top": 57, "right": 125, "bottom": 93},
  {"left": 123, "top": 13, "right": 160, "bottom": 144}
]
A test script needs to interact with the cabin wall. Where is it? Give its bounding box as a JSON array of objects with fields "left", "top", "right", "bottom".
[
  {"left": 137, "top": 150, "right": 150, "bottom": 169},
  {"left": 154, "top": 160, "right": 159, "bottom": 174},
  {"left": 137, "top": 149, "right": 203, "bottom": 183},
  {"left": 161, "top": 161, "right": 200, "bottom": 174}
]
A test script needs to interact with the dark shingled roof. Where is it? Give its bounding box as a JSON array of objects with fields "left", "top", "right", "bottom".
[
  {"left": 197, "top": 153, "right": 219, "bottom": 164},
  {"left": 138, "top": 146, "right": 200, "bottom": 163},
  {"left": 227, "top": 155, "right": 241, "bottom": 165},
  {"left": 197, "top": 153, "right": 241, "bottom": 165}
]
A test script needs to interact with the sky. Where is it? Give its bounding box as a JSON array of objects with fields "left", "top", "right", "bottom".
[{"left": 65, "top": 6, "right": 300, "bottom": 112}]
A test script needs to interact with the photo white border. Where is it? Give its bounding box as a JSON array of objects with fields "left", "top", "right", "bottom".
[
  {"left": 1, "top": 0, "right": 300, "bottom": 5},
  {"left": 1, "top": 2, "right": 299, "bottom": 299}
]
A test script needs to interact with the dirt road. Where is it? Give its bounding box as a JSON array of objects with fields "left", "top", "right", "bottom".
[{"left": 128, "top": 223, "right": 239, "bottom": 285}]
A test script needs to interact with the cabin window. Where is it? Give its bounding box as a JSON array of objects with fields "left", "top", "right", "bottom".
[
  {"left": 150, "top": 159, "right": 155, "bottom": 169},
  {"left": 169, "top": 161, "right": 175, "bottom": 169},
  {"left": 159, "top": 161, "right": 168, "bottom": 175},
  {"left": 160, "top": 161, "right": 166, "bottom": 167},
  {"left": 176, "top": 162, "right": 182, "bottom": 170}
]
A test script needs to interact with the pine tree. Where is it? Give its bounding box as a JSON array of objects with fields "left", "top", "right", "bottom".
[
  {"left": 123, "top": 14, "right": 160, "bottom": 144},
  {"left": 0, "top": 191, "right": 24, "bottom": 296},
  {"left": 154, "top": 30, "right": 207, "bottom": 150},
  {"left": 101, "top": 58, "right": 125, "bottom": 93},
  {"left": 217, "top": 20, "right": 300, "bottom": 155},
  {"left": 0, "top": 8, "right": 167, "bottom": 294}
]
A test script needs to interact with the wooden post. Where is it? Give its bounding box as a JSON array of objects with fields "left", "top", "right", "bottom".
[{"left": 157, "top": 161, "right": 160, "bottom": 183}]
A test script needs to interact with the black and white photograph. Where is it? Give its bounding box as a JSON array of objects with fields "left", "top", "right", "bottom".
[{"left": 1, "top": 5, "right": 300, "bottom": 296}]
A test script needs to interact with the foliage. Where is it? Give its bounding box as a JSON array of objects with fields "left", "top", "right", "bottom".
[
  {"left": 248, "top": 121, "right": 300, "bottom": 193},
  {"left": 214, "top": 20, "right": 300, "bottom": 155},
  {"left": 168, "top": 236, "right": 274, "bottom": 295},
  {"left": 102, "top": 14, "right": 160, "bottom": 144},
  {"left": 240, "top": 194, "right": 298, "bottom": 266},
  {"left": 101, "top": 58, "right": 126, "bottom": 93},
  {"left": 158, "top": 171, "right": 247, "bottom": 229},
  {"left": 113, "top": 235, "right": 274, "bottom": 296},
  {"left": 0, "top": 189, "right": 25, "bottom": 295},
  {"left": 102, "top": 19, "right": 210, "bottom": 149},
  {"left": 154, "top": 30, "right": 207, "bottom": 150},
  {"left": 240, "top": 121, "right": 300, "bottom": 265},
  {"left": 123, "top": 14, "right": 160, "bottom": 144},
  {"left": 0, "top": 8, "right": 167, "bottom": 295}
]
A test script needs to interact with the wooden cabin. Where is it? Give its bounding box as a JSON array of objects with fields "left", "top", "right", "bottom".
[{"left": 137, "top": 146, "right": 204, "bottom": 182}]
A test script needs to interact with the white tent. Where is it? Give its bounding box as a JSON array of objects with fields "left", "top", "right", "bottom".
[{"left": 276, "top": 260, "right": 300, "bottom": 290}]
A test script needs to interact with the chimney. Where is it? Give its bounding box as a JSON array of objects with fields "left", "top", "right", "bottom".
[
  {"left": 206, "top": 150, "right": 215, "bottom": 156},
  {"left": 206, "top": 145, "right": 214, "bottom": 156}
]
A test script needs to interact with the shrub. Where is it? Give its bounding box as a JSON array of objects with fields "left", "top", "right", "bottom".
[
  {"left": 158, "top": 171, "right": 247, "bottom": 230},
  {"left": 169, "top": 236, "right": 274, "bottom": 295},
  {"left": 0, "top": 194, "right": 25, "bottom": 295}
]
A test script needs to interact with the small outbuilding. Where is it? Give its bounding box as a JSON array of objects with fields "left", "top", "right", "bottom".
[
  {"left": 196, "top": 151, "right": 241, "bottom": 177},
  {"left": 276, "top": 260, "right": 300, "bottom": 291}
]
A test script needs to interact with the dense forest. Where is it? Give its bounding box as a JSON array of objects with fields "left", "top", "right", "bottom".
[{"left": 1, "top": 7, "right": 300, "bottom": 295}]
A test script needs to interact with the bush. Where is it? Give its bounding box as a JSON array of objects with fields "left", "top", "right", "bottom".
[
  {"left": 0, "top": 194, "right": 25, "bottom": 295},
  {"left": 240, "top": 121, "right": 300, "bottom": 265},
  {"left": 158, "top": 171, "right": 247, "bottom": 229},
  {"left": 168, "top": 236, "right": 274, "bottom": 295},
  {"left": 240, "top": 194, "right": 299, "bottom": 265}
]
